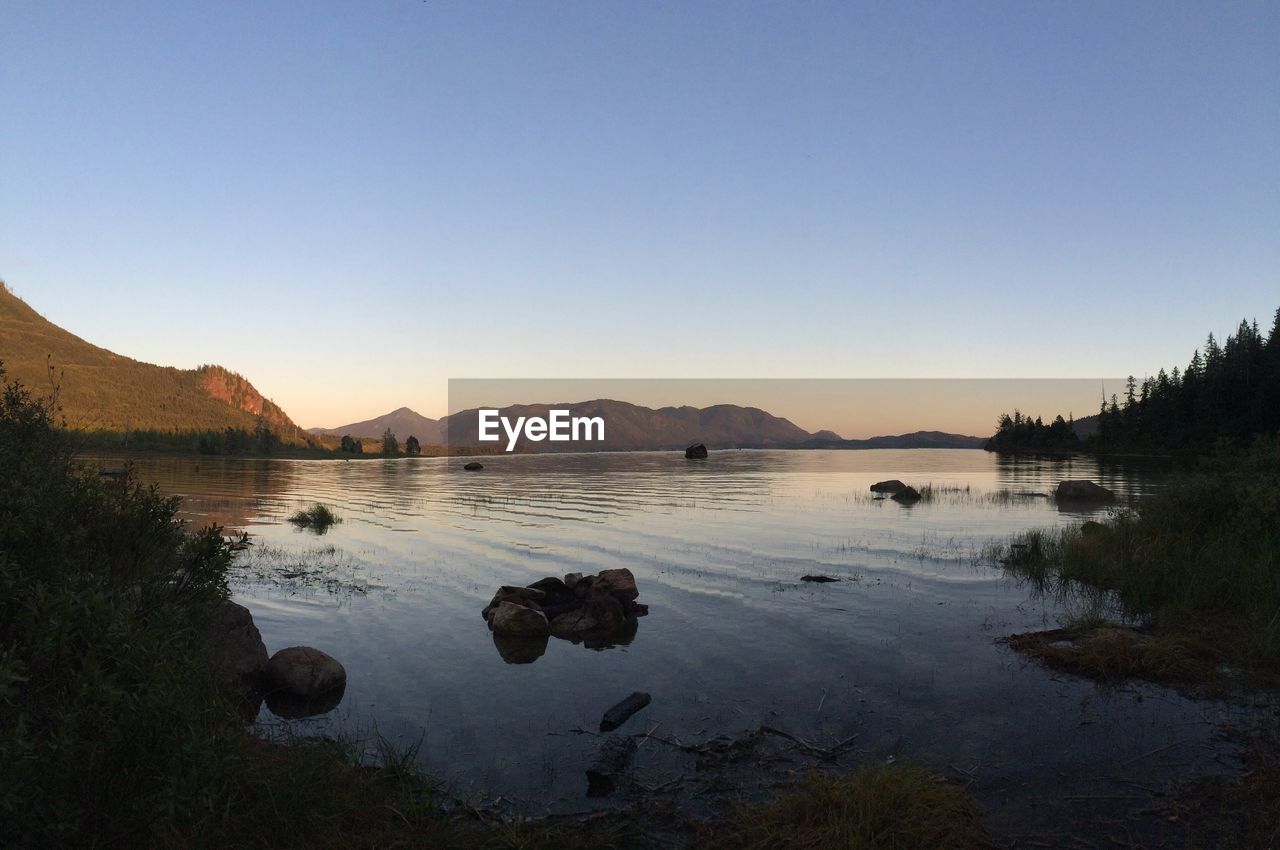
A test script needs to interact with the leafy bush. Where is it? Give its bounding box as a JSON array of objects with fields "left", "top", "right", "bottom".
[{"left": 0, "top": 368, "right": 243, "bottom": 844}]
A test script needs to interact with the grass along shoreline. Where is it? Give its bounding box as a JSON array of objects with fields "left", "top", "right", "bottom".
[{"left": 990, "top": 439, "right": 1280, "bottom": 682}]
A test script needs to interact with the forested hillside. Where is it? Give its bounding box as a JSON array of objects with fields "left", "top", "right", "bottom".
[{"left": 0, "top": 283, "right": 306, "bottom": 443}]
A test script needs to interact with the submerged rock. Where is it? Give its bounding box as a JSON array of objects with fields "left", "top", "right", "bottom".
[
  {"left": 265, "top": 646, "right": 347, "bottom": 698},
  {"left": 463, "top": 461, "right": 484, "bottom": 471},
  {"left": 206, "top": 600, "right": 268, "bottom": 682},
  {"left": 685, "top": 443, "right": 708, "bottom": 459},
  {"left": 869, "top": 479, "right": 908, "bottom": 494},
  {"left": 587, "top": 735, "right": 638, "bottom": 797},
  {"left": 600, "top": 691, "right": 651, "bottom": 732},
  {"left": 1055, "top": 480, "right": 1116, "bottom": 502}
]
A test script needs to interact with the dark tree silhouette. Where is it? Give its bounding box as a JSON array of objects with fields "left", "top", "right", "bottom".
[{"left": 988, "top": 305, "right": 1280, "bottom": 453}]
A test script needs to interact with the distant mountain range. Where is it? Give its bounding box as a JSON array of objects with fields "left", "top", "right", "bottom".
[
  {"left": 1, "top": 285, "right": 985, "bottom": 451},
  {"left": 0, "top": 285, "right": 305, "bottom": 439},
  {"left": 312, "top": 400, "right": 985, "bottom": 452}
]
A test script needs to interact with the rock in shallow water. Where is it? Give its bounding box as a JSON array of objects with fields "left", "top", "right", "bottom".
[
  {"left": 206, "top": 600, "right": 268, "bottom": 681},
  {"left": 891, "top": 485, "right": 922, "bottom": 504},
  {"left": 265, "top": 681, "right": 347, "bottom": 719},
  {"left": 600, "top": 692, "right": 651, "bottom": 732},
  {"left": 265, "top": 646, "right": 347, "bottom": 698},
  {"left": 1055, "top": 480, "right": 1117, "bottom": 502},
  {"left": 489, "top": 601, "right": 551, "bottom": 637},
  {"left": 594, "top": 568, "right": 639, "bottom": 602}
]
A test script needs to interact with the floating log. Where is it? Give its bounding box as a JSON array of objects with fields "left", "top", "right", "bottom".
[
  {"left": 600, "top": 691, "right": 651, "bottom": 732},
  {"left": 801, "top": 575, "right": 839, "bottom": 583},
  {"left": 586, "top": 735, "right": 637, "bottom": 797}
]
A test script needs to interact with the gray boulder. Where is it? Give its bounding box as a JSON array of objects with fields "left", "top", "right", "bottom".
[{"left": 265, "top": 646, "right": 347, "bottom": 697}]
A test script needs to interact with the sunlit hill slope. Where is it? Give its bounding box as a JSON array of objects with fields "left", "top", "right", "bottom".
[{"left": 0, "top": 284, "right": 304, "bottom": 440}]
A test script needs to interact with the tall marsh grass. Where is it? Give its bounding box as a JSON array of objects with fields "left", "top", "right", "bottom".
[{"left": 995, "top": 440, "right": 1280, "bottom": 666}]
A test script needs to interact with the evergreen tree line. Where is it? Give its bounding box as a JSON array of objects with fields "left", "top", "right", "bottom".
[{"left": 988, "top": 306, "right": 1280, "bottom": 453}]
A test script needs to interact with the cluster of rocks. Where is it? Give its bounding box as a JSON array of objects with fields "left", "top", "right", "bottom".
[
  {"left": 483, "top": 568, "right": 648, "bottom": 643},
  {"left": 207, "top": 600, "right": 347, "bottom": 719}
]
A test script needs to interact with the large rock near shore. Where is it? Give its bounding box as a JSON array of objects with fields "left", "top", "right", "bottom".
[
  {"left": 1055, "top": 480, "right": 1116, "bottom": 502},
  {"left": 265, "top": 646, "right": 347, "bottom": 698},
  {"left": 206, "top": 600, "right": 268, "bottom": 681},
  {"left": 685, "top": 443, "right": 708, "bottom": 459},
  {"left": 594, "top": 568, "right": 639, "bottom": 603},
  {"left": 490, "top": 601, "right": 551, "bottom": 637}
]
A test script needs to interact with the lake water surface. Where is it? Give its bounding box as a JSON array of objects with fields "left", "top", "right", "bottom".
[{"left": 126, "top": 449, "right": 1263, "bottom": 841}]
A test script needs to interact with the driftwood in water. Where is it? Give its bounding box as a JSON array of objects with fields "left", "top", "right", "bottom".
[
  {"left": 600, "top": 691, "right": 651, "bottom": 732},
  {"left": 586, "top": 735, "right": 637, "bottom": 797},
  {"left": 801, "top": 574, "right": 839, "bottom": 583}
]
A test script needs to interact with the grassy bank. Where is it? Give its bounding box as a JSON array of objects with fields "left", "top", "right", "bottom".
[
  {"left": 703, "top": 766, "right": 991, "bottom": 850},
  {"left": 995, "top": 439, "right": 1280, "bottom": 673}
]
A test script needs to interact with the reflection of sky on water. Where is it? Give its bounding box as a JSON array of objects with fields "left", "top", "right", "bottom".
[{"left": 121, "top": 449, "right": 1261, "bottom": 841}]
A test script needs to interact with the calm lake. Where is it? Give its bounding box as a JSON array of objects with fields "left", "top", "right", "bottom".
[{"left": 127, "top": 449, "right": 1262, "bottom": 840}]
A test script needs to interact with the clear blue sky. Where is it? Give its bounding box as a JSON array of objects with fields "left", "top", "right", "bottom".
[{"left": 2, "top": 1, "right": 1276, "bottom": 428}]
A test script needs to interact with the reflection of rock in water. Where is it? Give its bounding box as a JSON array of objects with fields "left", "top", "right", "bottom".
[
  {"left": 492, "top": 633, "right": 549, "bottom": 664},
  {"left": 568, "top": 616, "right": 639, "bottom": 650},
  {"left": 265, "top": 681, "right": 347, "bottom": 719}
]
